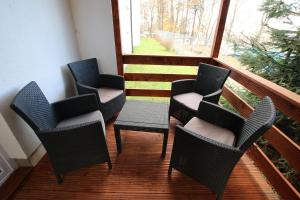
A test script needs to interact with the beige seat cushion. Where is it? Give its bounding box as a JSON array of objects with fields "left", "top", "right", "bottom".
[
  {"left": 98, "top": 87, "right": 123, "bottom": 103},
  {"left": 56, "top": 111, "right": 105, "bottom": 135},
  {"left": 173, "top": 92, "right": 203, "bottom": 110},
  {"left": 184, "top": 117, "right": 235, "bottom": 146}
]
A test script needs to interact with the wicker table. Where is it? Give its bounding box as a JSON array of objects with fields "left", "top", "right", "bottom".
[{"left": 114, "top": 101, "right": 169, "bottom": 158}]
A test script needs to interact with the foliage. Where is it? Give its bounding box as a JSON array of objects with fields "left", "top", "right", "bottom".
[
  {"left": 140, "top": 0, "right": 219, "bottom": 46},
  {"left": 235, "top": 0, "right": 300, "bottom": 94},
  {"left": 232, "top": 0, "right": 300, "bottom": 191}
]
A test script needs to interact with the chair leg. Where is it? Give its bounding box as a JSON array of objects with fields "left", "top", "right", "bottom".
[
  {"left": 55, "top": 172, "right": 63, "bottom": 184},
  {"left": 168, "top": 165, "right": 172, "bottom": 175},
  {"left": 216, "top": 192, "right": 224, "bottom": 200},
  {"left": 107, "top": 158, "right": 112, "bottom": 170}
]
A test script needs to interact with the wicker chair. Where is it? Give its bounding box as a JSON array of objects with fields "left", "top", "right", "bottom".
[
  {"left": 10, "top": 81, "right": 112, "bottom": 184},
  {"left": 68, "top": 58, "right": 126, "bottom": 122},
  {"left": 169, "top": 63, "right": 231, "bottom": 124},
  {"left": 168, "top": 97, "right": 276, "bottom": 200}
]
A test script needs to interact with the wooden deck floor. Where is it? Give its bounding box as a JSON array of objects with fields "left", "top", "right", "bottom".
[{"left": 10, "top": 118, "right": 279, "bottom": 200}]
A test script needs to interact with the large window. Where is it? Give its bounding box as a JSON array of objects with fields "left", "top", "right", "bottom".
[
  {"left": 219, "top": 0, "right": 300, "bottom": 94},
  {"left": 219, "top": 0, "right": 265, "bottom": 68},
  {"left": 120, "top": 0, "right": 221, "bottom": 56}
]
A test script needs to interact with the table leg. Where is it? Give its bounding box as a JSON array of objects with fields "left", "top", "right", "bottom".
[
  {"left": 161, "top": 130, "right": 169, "bottom": 158},
  {"left": 114, "top": 126, "right": 122, "bottom": 153}
]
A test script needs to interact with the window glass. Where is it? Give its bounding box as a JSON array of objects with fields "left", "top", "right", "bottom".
[
  {"left": 120, "top": 0, "right": 221, "bottom": 56},
  {"left": 219, "top": 0, "right": 300, "bottom": 94}
]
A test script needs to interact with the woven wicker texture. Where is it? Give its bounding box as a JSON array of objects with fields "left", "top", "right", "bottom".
[
  {"left": 10, "top": 81, "right": 57, "bottom": 131},
  {"left": 10, "top": 81, "right": 112, "bottom": 184},
  {"left": 237, "top": 97, "right": 276, "bottom": 151},
  {"left": 169, "top": 63, "right": 231, "bottom": 124},
  {"left": 194, "top": 63, "right": 230, "bottom": 95},
  {"left": 116, "top": 101, "right": 169, "bottom": 127},
  {"left": 114, "top": 101, "right": 169, "bottom": 157},
  {"left": 169, "top": 97, "right": 275, "bottom": 200},
  {"left": 68, "top": 58, "right": 126, "bottom": 122},
  {"left": 68, "top": 58, "right": 100, "bottom": 87}
]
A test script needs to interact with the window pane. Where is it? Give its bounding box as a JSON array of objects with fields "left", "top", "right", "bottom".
[
  {"left": 125, "top": 64, "right": 197, "bottom": 74},
  {"left": 219, "top": 0, "right": 300, "bottom": 94},
  {"left": 219, "top": 0, "right": 265, "bottom": 69},
  {"left": 119, "top": 0, "right": 221, "bottom": 56}
]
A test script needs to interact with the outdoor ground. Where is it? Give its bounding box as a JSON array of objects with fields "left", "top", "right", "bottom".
[
  {"left": 125, "top": 37, "right": 198, "bottom": 102},
  {"left": 125, "top": 37, "right": 244, "bottom": 103}
]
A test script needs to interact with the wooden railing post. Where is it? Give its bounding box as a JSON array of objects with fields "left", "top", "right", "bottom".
[
  {"left": 210, "top": 0, "right": 231, "bottom": 58},
  {"left": 111, "top": 0, "right": 124, "bottom": 75}
]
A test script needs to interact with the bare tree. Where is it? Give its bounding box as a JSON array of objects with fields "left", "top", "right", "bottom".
[
  {"left": 156, "top": 0, "right": 167, "bottom": 31},
  {"left": 174, "top": 0, "right": 182, "bottom": 32},
  {"left": 226, "top": 0, "right": 244, "bottom": 41},
  {"left": 170, "top": 0, "right": 175, "bottom": 31},
  {"left": 204, "top": 0, "right": 218, "bottom": 44}
]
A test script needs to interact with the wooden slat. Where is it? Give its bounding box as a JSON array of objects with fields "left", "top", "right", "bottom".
[
  {"left": 10, "top": 119, "right": 279, "bottom": 200},
  {"left": 248, "top": 144, "right": 300, "bottom": 200},
  {"left": 125, "top": 73, "right": 196, "bottom": 82},
  {"left": 223, "top": 86, "right": 300, "bottom": 173},
  {"left": 222, "top": 86, "right": 300, "bottom": 191},
  {"left": 126, "top": 89, "right": 170, "bottom": 97},
  {"left": 211, "top": 0, "right": 231, "bottom": 57},
  {"left": 264, "top": 127, "right": 300, "bottom": 173},
  {"left": 214, "top": 58, "right": 300, "bottom": 122},
  {"left": 0, "top": 167, "right": 32, "bottom": 200},
  {"left": 111, "top": 0, "right": 123, "bottom": 75},
  {"left": 123, "top": 54, "right": 211, "bottom": 66},
  {"left": 222, "top": 86, "right": 256, "bottom": 116}
]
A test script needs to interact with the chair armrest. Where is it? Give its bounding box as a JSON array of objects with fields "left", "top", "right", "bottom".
[
  {"left": 52, "top": 94, "right": 99, "bottom": 120},
  {"left": 202, "top": 89, "right": 222, "bottom": 104},
  {"left": 196, "top": 101, "right": 246, "bottom": 134},
  {"left": 99, "top": 74, "right": 125, "bottom": 90},
  {"left": 38, "top": 121, "right": 106, "bottom": 156},
  {"left": 76, "top": 82, "right": 101, "bottom": 105},
  {"left": 171, "top": 79, "right": 195, "bottom": 96},
  {"left": 76, "top": 82, "right": 98, "bottom": 94}
]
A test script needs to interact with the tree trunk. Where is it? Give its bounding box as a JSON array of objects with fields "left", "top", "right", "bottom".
[
  {"left": 204, "top": 0, "right": 216, "bottom": 45},
  {"left": 170, "top": 0, "right": 175, "bottom": 32}
]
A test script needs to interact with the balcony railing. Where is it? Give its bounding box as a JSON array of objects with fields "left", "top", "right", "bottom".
[
  {"left": 122, "top": 55, "right": 300, "bottom": 200},
  {"left": 111, "top": 0, "right": 300, "bottom": 199}
]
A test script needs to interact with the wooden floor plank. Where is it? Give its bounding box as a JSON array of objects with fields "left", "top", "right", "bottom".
[
  {"left": 10, "top": 118, "right": 279, "bottom": 200},
  {"left": 0, "top": 167, "right": 32, "bottom": 200}
]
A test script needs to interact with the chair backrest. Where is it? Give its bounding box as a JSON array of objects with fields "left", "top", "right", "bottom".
[
  {"left": 194, "top": 63, "right": 231, "bottom": 95},
  {"left": 68, "top": 58, "right": 100, "bottom": 87},
  {"left": 10, "top": 81, "right": 57, "bottom": 132},
  {"left": 236, "top": 97, "right": 276, "bottom": 151}
]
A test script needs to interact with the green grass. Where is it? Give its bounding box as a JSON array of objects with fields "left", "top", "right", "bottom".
[
  {"left": 132, "top": 37, "right": 176, "bottom": 55},
  {"left": 125, "top": 64, "right": 197, "bottom": 74},
  {"left": 125, "top": 37, "right": 197, "bottom": 100}
]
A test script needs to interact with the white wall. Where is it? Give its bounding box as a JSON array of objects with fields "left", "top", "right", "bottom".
[
  {"left": 0, "top": 0, "right": 80, "bottom": 158},
  {"left": 0, "top": 114, "right": 26, "bottom": 159},
  {"left": 70, "top": 0, "right": 118, "bottom": 74}
]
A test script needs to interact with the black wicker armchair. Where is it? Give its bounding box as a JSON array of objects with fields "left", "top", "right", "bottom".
[
  {"left": 169, "top": 63, "right": 231, "bottom": 124},
  {"left": 10, "top": 81, "right": 112, "bottom": 184},
  {"left": 68, "top": 58, "right": 126, "bottom": 122},
  {"left": 168, "top": 97, "right": 276, "bottom": 200}
]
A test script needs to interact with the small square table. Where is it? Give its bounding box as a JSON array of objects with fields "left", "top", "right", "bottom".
[{"left": 114, "top": 101, "right": 169, "bottom": 158}]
